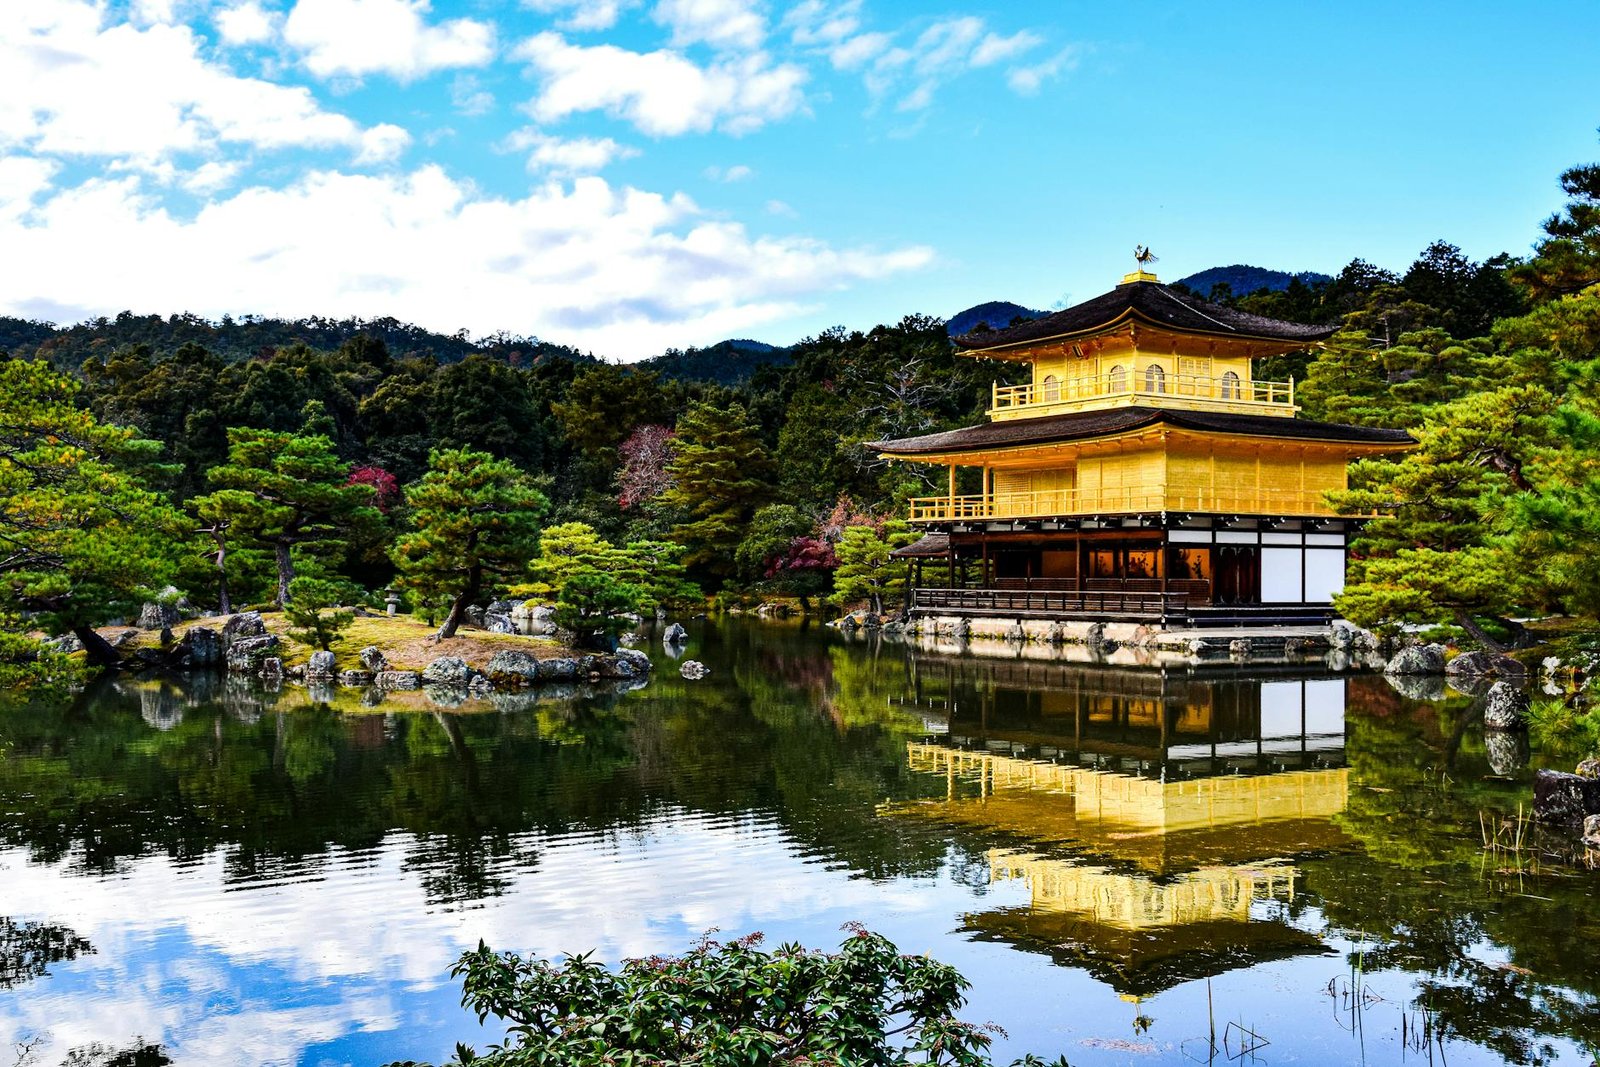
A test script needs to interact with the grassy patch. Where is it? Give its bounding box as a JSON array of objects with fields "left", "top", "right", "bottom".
[{"left": 102, "top": 613, "right": 574, "bottom": 672}]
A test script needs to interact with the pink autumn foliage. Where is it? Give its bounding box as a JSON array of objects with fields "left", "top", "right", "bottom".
[
  {"left": 618, "top": 424, "right": 678, "bottom": 509},
  {"left": 820, "top": 494, "right": 885, "bottom": 539},
  {"left": 348, "top": 465, "right": 400, "bottom": 512}
]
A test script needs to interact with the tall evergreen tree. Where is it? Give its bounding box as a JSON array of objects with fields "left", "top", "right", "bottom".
[
  {"left": 196, "top": 429, "right": 379, "bottom": 606},
  {"left": 659, "top": 401, "right": 774, "bottom": 583},
  {"left": 1511, "top": 136, "right": 1600, "bottom": 302},
  {"left": 392, "top": 448, "right": 549, "bottom": 640},
  {"left": 0, "top": 360, "right": 186, "bottom": 666}
]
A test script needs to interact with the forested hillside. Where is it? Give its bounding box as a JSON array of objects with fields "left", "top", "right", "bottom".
[{"left": 3, "top": 140, "right": 1598, "bottom": 669}]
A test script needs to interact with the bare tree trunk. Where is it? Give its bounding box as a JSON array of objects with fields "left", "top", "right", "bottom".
[
  {"left": 1454, "top": 611, "right": 1506, "bottom": 653},
  {"left": 274, "top": 541, "right": 293, "bottom": 607},
  {"left": 216, "top": 544, "right": 231, "bottom": 616},
  {"left": 72, "top": 625, "right": 120, "bottom": 670},
  {"left": 436, "top": 568, "right": 481, "bottom": 641}
]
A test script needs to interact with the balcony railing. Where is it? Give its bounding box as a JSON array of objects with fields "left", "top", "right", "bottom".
[
  {"left": 907, "top": 485, "right": 1337, "bottom": 521},
  {"left": 990, "top": 372, "right": 1294, "bottom": 417}
]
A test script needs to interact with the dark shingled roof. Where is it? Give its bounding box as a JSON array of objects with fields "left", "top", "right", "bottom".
[
  {"left": 954, "top": 279, "right": 1337, "bottom": 350},
  {"left": 872, "top": 407, "right": 1413, "bottom": 456},
  {"left": 890, "top": 532, "right": 950, "bottom": 558}
]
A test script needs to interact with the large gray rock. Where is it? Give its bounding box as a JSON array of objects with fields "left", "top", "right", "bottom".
[
  {"left": 260, "top": 656, "right": 283, "bottom": 681},
  {"left": 1447, "top": 651, "right": 1528, "bottom": 679},
  {"left": 1584, "top": 814, "right": 1600, "bottom": 849},
  {"left": 1482, "top": 681, "right": 1530, "bottom": 731},
  {"left": 680, "top": 660, "right": 710, "bottom": 680},
  {"left": 306, "top": 650, "right": 337, "bottom": 679},
  {"left": 374, "top": 670, "right": 422, "bottom": 690},
  {"left": 137, "top": 601, "right": 181, "bottom": 630},
  {"left": 359, "top": 646, "right": 389, "bottom": 673},
  {"left": 225, "top": 634, "right": 279, "bottom": 673},
  {"left": 663, "top": 622, "right": 688, "bottom": 645},
  {"left": 338, "top": 669, "right": 373, "bottom": 687},
  {"left": 602, "top": 649, "right": 652, "bottom": 679},
  {"left": 221, "top": 612, "right": 266, "bottom": 650},
  {"left": 486, "top": 649, "right": 542, "bottom": 686},
  {"left": 1577, "top": 757, "right": 1600, "bottom": 780},
  {"left": 539, "top": 657, "right": 578, "bottom": 681},
  {"left": 175, "top": 626, "right": 222, "bottom": 668},
  {"left": 1533, "top": 769, "right": 1600, "bottom": 825},
  {"left": 422, "top": 656, "right": 475, "bottom": 685},
  {"left": 484, "top": 613, "right": 517, "bottom": 634},
  {"left": 1385, "top": 643, "right": 1447, "bottom": 676}
]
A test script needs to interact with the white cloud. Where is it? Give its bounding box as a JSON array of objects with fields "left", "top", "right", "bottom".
[
  {"left": 785, "top": 5, "right": 1053, "bottom": 109},
  {"left": 1007, "top": 46, "right": 1080, "bottom": 96},
  {"left": 0, "top": 1, "right": 400, "bottom": 165},
  {"left": 523, "top": 0, "right": 636, "bottom": 32},
  {"left": 450, "top": 73, "right": 495, "bottom": 115},
  {"left": 971, "top": 29, "right": 1042, "bottom": 68},
  {"left": 784, "top": 0, "right": 860, "bottom": 46},
  {"left": 652, "top": 0, "right": 765, "bottom": 51},
  {"left": 704, "top": 163, "right": 753, "bottom": 182},
  {"left": 214, "top": 1, "right": 280, "bottom": 45},
  {"left": 764, "top": 198, "right": 796, "bottom": 217},
  {"left": 283, "top": 0, "right": 495, "bottom": 81},
  {"left": 502, "top": 129, "right": 639, "bottom": 175},
  {"left": 515, "top": 32, "right": 807, "bottom": 136},
  {"left": 0, "top": 156, "right": 60, "bottom": 224},
  {"left": 183, "top": 159, "right": 245, "bottom": 194},
  {"left": 0, "top": 165, "right": 931, "bottom": 359},
  {"left": 355, "top": 122, "right": 412, "bottom": 163}
]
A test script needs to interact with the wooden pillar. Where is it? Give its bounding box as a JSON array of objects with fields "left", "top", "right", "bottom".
[{"left": 1159, "top": 528, "right": 1169, "bottom": 623}]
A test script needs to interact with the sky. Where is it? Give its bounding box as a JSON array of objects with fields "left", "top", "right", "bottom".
[{"left": 2, "top": 1, "right": 1598, "bottom": 360}]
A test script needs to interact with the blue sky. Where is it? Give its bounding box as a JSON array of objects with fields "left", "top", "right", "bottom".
[{"left": 2, "top": 1, "right": 1597, "bottom": 359}]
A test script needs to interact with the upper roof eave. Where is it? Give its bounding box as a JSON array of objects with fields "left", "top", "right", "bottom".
[{"left": 951, "top": 280, "right": 1338, "bottom": 354}]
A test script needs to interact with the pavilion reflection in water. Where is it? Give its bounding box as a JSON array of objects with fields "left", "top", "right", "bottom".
[{"left": 886, "top": 657, "right": 1352, "bottom": 996}]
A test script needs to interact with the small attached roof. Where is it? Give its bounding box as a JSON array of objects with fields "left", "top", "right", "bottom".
[
  {"left": 954, "top": 278, "right": 1337, "bottom": 353},
  {"left": 890, "top": 532, "right": 950, "bottom": 558},
  {"left": 872, "top": 407, "right": 1414, "bottom": 458}
]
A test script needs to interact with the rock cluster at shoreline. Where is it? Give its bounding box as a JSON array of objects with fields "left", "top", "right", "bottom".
[{"left": 88, "top": 609, "right": 656, "bottom": 702}]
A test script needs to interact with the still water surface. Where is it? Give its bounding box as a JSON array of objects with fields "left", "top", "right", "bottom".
[{"left": 1, "top": 619, "right": 1597, "bottom": 1066}]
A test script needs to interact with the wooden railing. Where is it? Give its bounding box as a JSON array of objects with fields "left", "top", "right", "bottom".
[
  {"left": 907, "top": 485, "right": 1336, "bottom": 521},
  {"left": 990, "top": 372, "right": 1294, "bottom": 416},
  {"left": 913, "top": 587, "right": 1191, "bottom": 618}
]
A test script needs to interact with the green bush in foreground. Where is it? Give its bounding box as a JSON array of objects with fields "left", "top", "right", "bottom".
[{"left": 395, "top": 927, "right": 1069, "bottom": 1067}]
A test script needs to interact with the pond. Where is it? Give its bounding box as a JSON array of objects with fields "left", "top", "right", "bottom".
[{"left": 1, "top": 619, "right": 1597, "bottom": 1066}]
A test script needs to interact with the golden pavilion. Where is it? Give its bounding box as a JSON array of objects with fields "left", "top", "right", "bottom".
[{"left": 873, "top": 266, "right": 1414, "bottom": 626}]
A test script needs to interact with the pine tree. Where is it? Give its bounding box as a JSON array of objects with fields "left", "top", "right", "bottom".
[
  {"left": 392, "top": 448, "right": 549, "bottom": 640},
  {"left": 659, "top": 401, "right": 774, "bottom": 583},
  {"left": 1510, "top": 140, "right": 1600, "bottom": 302},
  {"left": 196, "top": 429, "right": 379, "bottom": 606},
  {"left": 0, "top": 360, "right": 187, "bottom": 666},
  {"left": 832, "top": 522, "right": 916, "bottom": 615}
]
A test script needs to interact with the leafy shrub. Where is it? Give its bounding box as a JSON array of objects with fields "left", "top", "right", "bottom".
[{"left": 391, "top": 926, "right": 1069, "bottom": 1067}]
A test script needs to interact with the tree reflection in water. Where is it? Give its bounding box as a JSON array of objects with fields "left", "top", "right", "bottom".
[{"left": 0, "top": 624, "right": 1596, "bottom": 1066}]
